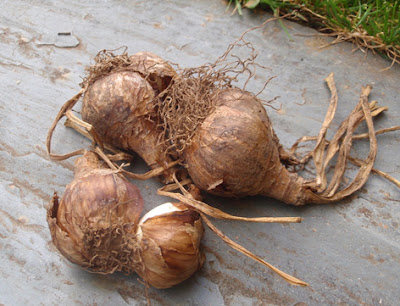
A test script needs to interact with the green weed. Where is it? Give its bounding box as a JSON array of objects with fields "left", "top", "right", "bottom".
[{"left": 230, "top": 0, "right": 400, "bottom": 66}]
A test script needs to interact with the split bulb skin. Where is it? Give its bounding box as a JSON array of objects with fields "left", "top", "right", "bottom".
[
  {"left": 47, "top": 151, "right": 144, "bottom": 272},
  {"left": 135, "top": 203, "right": 205, "bottom": 289},
  {"left": 185, "top": 88, "right": 307, "bottom": 206},
  {"left": 128, "top": 52, "right": 177, "bottom": 94}
]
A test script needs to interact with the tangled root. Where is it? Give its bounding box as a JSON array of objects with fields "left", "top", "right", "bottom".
[
  {"left": 157, "top": 25, "right": 272, "bottom": 156},
  {"left": 82, "top": 47, "right": 133, "bottom": 88},
  {"left": 83, "top": 221, "right": 140, "bottom": 275},
  {"left": 81, "top": 47, "right": 177, "bottom": 92},
  {"left": 158, "top": 68, "right": 222, "bottom": 156}
]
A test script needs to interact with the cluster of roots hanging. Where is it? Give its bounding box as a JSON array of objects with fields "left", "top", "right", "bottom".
[
  {"left": 81, "top": 48, "right": 133, "bottom": 88},
  {"left": 157, "top": 29, "right": 273, "bottom": 157},
  {"left": 82, "top": 222, "right": 140, "bottom": 275},
  {"left": 157, "top": 67, "right": 225, "bottom": 156}
]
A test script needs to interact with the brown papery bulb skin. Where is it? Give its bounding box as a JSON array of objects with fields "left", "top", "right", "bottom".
[
  {"left": 135, "top": 203, "right": 205, "bottom": 289},
  {"left": 129, "top": 52, "right": 177, "bottom": 95},
  {"left": 185, "top": 88, "right": 307, "bottom": 206},
  {"left": 47, "top": 151, "right": 143, "bottom": 273},
  {"left": 81, "top": 71, "right": 170, "bottom": 174}
]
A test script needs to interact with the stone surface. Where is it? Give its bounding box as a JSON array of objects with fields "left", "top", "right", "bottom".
[{"left": 0, "top": 0, "right": 399, "bottom": 305}]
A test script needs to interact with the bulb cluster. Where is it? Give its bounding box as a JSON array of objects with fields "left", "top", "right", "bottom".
[{"left": 47, "top": 151, "right": 204, "bottom": 288}]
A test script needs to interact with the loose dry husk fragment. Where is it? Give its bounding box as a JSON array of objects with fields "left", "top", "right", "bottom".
[{"left": 134, "top": 202, "right": 205, "bottom": 289}]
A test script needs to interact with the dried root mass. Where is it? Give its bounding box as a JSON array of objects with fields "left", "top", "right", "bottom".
[{"left": 83, "top": 48, "right": 177, "bottom": 93}]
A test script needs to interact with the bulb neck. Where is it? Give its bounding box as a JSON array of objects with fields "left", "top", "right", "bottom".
[
  {"left": 260, "top": 165, "right": 307, "bottom": 206},
  {"left": 73, "top": 151, "right": 103, "bottom": 178}
]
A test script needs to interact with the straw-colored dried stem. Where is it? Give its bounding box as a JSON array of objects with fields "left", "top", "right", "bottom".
[
  {"left": 47, "top": 89, "right": 179, "bottom": 180},
  {"left": 93, "top": 146, "right": 181, "bottom": 181},
  {"left": 289, "top": 123, "right": 400, "bottom": 189},
  {"left": 200, "top": 213, "right": 308, "bottom": 286},
  {"left": 352, "top": 126, "right": 400, "bottom": 140},
  {"left": 46, "top": 89, "right": 86, "bottom": 160},
  {"left": 299, "top": 78, "right": 380, "bottom": 203},
  {"left": 157, "top": 174, "right": 302, "bottom": 223},
  {"left": 311, "top": 72, "right": 338, "bottom": 191},
  {"left": 348, "top": 156, "right": 400, "bottom": 188}
]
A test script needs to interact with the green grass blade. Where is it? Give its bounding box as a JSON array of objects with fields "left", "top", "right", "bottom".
[{"left": 355, "top": 4, "right": 373, "bottom": 29}]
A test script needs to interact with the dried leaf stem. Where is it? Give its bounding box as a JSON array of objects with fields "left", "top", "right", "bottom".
[
  {"left": 46, "top": 89, "right": 86, "bottom": 160},
  {"left": 158, "top": 175, "right": 302, "bottom": 223},
  {"left": 311, "top": 73, "right": 338, "bottom": 190},
  {"left": 161, "top": 175, "right": 307, "bottom": 286},
  {"left": 200, "top": 213, "right": 308, "bottom": 286},
  {"left": 158, "top": 186, "right": 302, "bottom": 223},
  {"left": 285, "top": 74, "right": 398, "bottom": 203},
  {"left": 46, "top": 91, "right": 179, "bottom": 180},
  {"left": 289, "top": 118, "right": 399, "bottom": 190}
]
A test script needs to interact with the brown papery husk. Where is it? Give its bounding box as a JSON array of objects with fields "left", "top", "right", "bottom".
[
  {"left": 134, "top": 203, "right": 205, "bottom": 289},
  {"left": 80, "top": 50, "right": 179, "bottom": 182},
  {"left": 180, "top": 77, "right": 386, "bottom": 205},
  {"left": 46, "top": 49, "right": 180, "bottom": 183},
  {"left": 46, "top": 150, "right": 143, "bottom": 274}
]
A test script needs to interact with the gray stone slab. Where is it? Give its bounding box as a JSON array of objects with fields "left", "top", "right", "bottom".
[{"left": 0, "top": 0, "right": 399, "bottom": 305}]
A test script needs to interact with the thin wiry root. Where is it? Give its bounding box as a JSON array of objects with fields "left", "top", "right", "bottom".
[
  {"left": 157, "top": 16, "right": 288, "bottom": 158},
  {"left": 82, "top": 222, "right": 140, "bottom": 275}
]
